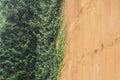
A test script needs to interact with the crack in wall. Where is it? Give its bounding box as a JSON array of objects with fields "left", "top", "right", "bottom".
[{"left": 78, "top": 36, "right": 120, "bottom": 64}]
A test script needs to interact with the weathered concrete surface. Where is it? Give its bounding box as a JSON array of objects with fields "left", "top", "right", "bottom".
[{"left": 60, "top": 0, "right": 120, "bottom": 80}]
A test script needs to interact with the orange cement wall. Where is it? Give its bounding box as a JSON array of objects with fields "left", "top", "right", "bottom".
[{"left": 60, "top": 0, "right": 120, "bottom": 80}]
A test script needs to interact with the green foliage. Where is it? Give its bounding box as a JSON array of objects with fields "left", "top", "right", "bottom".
[
  {"left": 0, "top": 0, "right": 5, "bottom": 29},
  {"left": 0, "top": 0, "right": 63, "bottom": 80}
]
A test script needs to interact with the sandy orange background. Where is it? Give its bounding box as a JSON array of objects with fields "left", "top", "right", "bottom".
[{"left": 60, "top": 0, "right": 120, "bottom": 80}]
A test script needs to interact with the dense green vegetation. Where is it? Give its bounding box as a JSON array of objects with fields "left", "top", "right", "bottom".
[
  {"left": 0, "top": 1, "right": 5, "bottom": 29},
  {"left": 0, "top": 0, "right": 64, "bottom": 80}
]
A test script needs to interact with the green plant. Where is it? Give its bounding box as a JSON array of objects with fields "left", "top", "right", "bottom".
[
  {"left": 0, "top": 1, "right": 5, "bottom": 29},
  {"left": 0, "top": 0, "right": 63, "bottom": 80}
]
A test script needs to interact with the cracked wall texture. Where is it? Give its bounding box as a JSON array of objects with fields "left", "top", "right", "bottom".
[{"left": 60, "top": 0, "right": 120, "bottom": 80}]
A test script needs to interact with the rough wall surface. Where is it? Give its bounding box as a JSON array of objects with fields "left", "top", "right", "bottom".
[{"left": 60, "top": 0, "right": 120, "bottom": 80}]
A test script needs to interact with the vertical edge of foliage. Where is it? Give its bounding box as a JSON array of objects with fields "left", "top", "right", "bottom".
[{"left": 55, "top": 1, "right": 66, "bottom": 79}]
